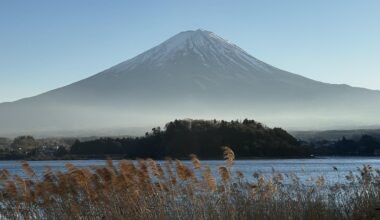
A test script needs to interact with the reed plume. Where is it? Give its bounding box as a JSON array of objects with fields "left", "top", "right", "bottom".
[
  {"left": 190, "top": 154, "right": 201, "bottom": 170},
  {"left": 218, "top": 166, "right": 230, "bottom": 183},
  {"left": 175, "top": 160, "right": 195, "bottom": 181},
  {"left": 203, "top": 166, "right": 217, "bottom": 192},
  {"left": 222, "top": 146, "right": 235, "bottom": 167},
  {"left": 21, "top": 161, "right": 35, "bottom": 178}
]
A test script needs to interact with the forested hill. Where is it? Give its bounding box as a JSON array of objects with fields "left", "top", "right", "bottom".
[{"left": 70, "top": 119, "right": 309, "bottom": 159}]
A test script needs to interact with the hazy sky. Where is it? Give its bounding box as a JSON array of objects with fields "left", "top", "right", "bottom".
[{"left": 0, "top": 0, "right": 379, "bottom": 103}]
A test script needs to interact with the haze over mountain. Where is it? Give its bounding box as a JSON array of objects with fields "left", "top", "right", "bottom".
[{"left": 1, "top": 29, "right": 379, "bottom": 137}]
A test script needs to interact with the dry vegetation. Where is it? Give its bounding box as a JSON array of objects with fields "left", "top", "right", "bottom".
[{"left": 0, "top": 147, "right": 379, "bottom": 219}]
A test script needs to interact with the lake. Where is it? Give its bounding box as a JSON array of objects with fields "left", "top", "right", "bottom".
[
  {"left": 1, "top": 157, "right": 379, "bottom": 184},
  {"left": 0, "top": 157, "right": 380, "bottom": 183}
]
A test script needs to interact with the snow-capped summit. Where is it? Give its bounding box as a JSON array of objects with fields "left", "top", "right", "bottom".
[
  {"left": 0, "top": 29, "right": 379, "bottom": 136},
  {"left": 106, "top": 29, "right": 267, "bottom": 77}
]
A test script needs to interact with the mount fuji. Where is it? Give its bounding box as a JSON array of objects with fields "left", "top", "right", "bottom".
[{"left": 1, "top": 29, "right": 380, "bottom": 136}]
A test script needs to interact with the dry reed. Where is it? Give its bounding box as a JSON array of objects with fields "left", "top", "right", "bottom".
[{"left": 0, "top": 148, "right": 378, "bottom": 220}]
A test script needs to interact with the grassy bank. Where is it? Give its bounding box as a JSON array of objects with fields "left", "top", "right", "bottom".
[{"left": 0, "top": 147, "right": 379, "bottom": 219}]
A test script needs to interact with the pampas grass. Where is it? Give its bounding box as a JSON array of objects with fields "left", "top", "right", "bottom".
[{"left": 0, "top": 147, "right": 379, "bottom": 219}]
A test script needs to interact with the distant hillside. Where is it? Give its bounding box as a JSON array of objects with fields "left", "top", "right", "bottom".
[
  {"left": 292, "top": 129, "right": 380, "bottom": 141},
  {"left": 70, "top": 119, "right": 309, "bottom": 159}
]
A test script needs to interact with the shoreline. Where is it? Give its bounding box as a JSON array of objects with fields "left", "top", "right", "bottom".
[{"left": 1, "top": 155, "right": 379, "bottom": 161}]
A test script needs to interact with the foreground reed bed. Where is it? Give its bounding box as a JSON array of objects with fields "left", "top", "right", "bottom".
[{"left": 0, "top": 147, "right": 379, "bottom": 220}]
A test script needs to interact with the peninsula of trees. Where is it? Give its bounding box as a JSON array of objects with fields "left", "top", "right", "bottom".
[{"left": 70, "top": 119, "right": 308, "bottom": 159}]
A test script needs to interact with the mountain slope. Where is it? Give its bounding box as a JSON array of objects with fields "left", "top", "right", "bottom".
[{"left": 1, "top": 29, "right": 379, "bottom": 136}]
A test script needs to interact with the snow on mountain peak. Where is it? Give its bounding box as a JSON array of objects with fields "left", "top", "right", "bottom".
[
  {"left": 112, "top": 29, "right": 266, "bottom": 74},
  {"left": 161, "top": 29, "right": 242, "bottom": 53}
]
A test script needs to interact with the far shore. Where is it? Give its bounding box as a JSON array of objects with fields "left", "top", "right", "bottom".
[{"left": 2, "top": 154, "right": 380, "bottom": 161}]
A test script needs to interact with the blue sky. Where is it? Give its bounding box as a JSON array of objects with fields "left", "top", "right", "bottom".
[{"left": 0, "top": 0, "right": 379, "bottom": 102}]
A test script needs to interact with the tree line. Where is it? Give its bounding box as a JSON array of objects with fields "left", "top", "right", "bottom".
[
  {"left": 70, "top": 119, "right": 309, "bottom": 159},
  {"left": 313, "top": 135, "right": 380, "bottom": 156}
]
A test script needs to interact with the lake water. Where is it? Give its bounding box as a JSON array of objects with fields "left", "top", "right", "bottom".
[{"left": 2, "top": 157, "right": 379, "bottom": 184}]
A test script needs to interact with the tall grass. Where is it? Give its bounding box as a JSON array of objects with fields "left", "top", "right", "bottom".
[{"left": 0, "top": 147, "right": 379, "bottom": 219}]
